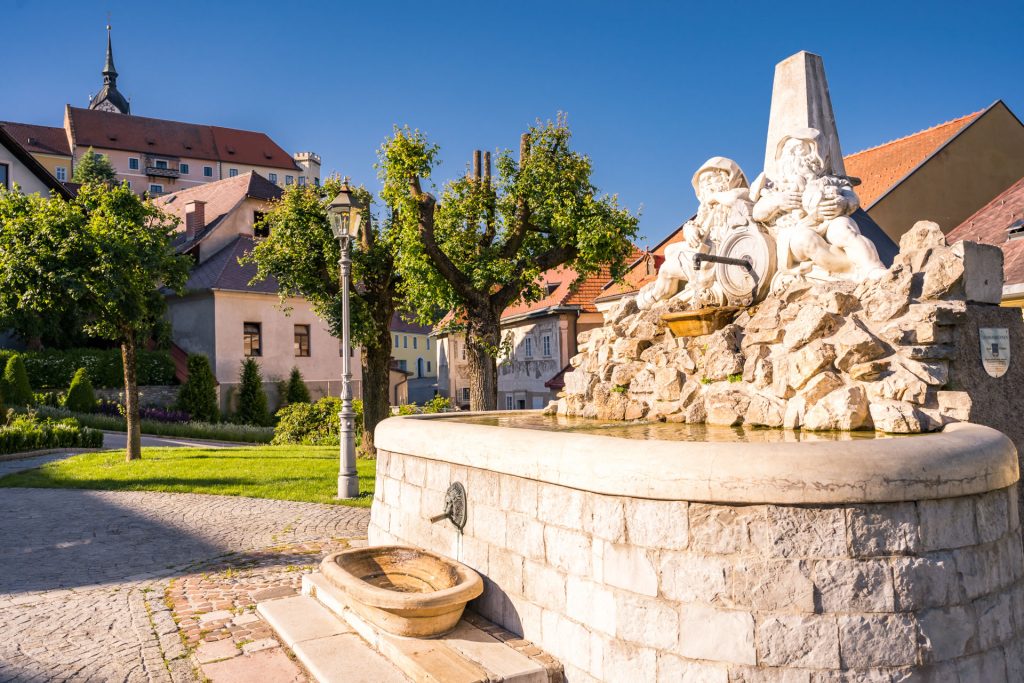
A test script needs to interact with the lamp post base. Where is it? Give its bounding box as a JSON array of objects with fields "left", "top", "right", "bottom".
[{"left": 337, "top": 475, "right": 360, "bottom": 500}]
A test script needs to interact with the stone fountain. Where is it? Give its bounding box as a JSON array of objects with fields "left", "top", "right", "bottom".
[{"left": 326, "top": 52, "right": 1024, "bottom": 681}]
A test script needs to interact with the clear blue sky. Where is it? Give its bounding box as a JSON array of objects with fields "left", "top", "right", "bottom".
[{"left": 2, "top": 1, "right": 1022, "bottom": 244}]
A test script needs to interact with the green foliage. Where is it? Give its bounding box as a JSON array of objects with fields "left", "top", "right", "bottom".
[
  {"left": 379, "top": 118, "right": 640, "bottom": 328},
  {"left": 727, "top": 373, "right": 744, "bottom": 383},
  {"left": 272, "top": 396, "right": 364, "bottom": 446},
  {"left": 236, "top": 358, "right": 270, "bottom": 426},
  {"left": 285, "top": 367, "right": 311, "bottom": 404},
  {"left": 3, "top": 355, "right": 33, "bottom": 405},
  {"left": 396, "top": 404, "right": 417, "bottom": 415},
  {"left": 176, "top": 355, "right": 219, "bottom": 423},
  {"left": 72, "top": 147, "right": 117, "bottom": 185},
  {"left": 0, "top": 348, "right": 174, "bottom": 389},
  {"left": 63, "top": 368, "right": 97, "bottom": 413},
  {"left": 421, "top": 395, "right": 453, "bottom": 413},
  {"left": 0, "top": 411, "right": 103, "bottom": 454},
  {"left": 700, "top": 377, "right": 714, "bottom": 385}
]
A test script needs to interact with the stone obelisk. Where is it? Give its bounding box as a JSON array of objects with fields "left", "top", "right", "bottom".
[{"left": 763, "top": 51, "right": 846, "bottom": 178}]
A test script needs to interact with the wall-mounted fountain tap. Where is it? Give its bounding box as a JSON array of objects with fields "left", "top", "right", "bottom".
[{"left": 429, "top": 482, "right": 468, "bottom": 531}]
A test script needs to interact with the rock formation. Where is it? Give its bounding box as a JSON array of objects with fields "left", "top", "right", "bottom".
[{"left": 554, "top": 222, "right": 1004, "bottom": 433}]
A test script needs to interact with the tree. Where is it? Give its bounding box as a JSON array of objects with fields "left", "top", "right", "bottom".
[
  {"left": 286, "top": 367, "right": 311, "bottom": 404},
  {"left": 0, "top": 182, "right": 188, "bottom": 460},
  {"left": 0, "top": 190, "right": 91, "bottom": 349},
  {"left": 380, "top": 116, "right": 639, "bottom": 409},
  {"left": 3, "top": 354, "right": 33, "bottom": 406},
  {"left": 244, "top": 179, "right": 399, "bottom": 455},
  {"left": 236, "top": 358, "right": 270, "bottom": 426},
  {"left": 64, "top": 367, "right": 97, "bottom": 413},
  {"left": 176, "top": 354, "right": 219, "bottom": 423},
  {"left": 72, "top": 148, "right": 118, "bottom": 185}
]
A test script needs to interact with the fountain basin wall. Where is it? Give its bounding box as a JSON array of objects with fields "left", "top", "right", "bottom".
[{"left": 371, "top": 413, "right": 1024, "bottom": 681}]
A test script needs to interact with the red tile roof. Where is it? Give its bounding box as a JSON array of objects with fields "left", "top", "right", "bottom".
[
  {"left": 66, "top": 106, "right": 300, "bottom": 171},
  {"left": 501, "top": 265, "right": 614, "bottom": 320},
  {"left": 0, "top": 125, "right": 73, "bottom": 198},
  {"left": 0, "top": 121, "right": 71, "bottom": 156},
  {"left": 156, "top": 172, "right": 281, "bottom": 244},
  {"left": 844, "top": 110, "right": 983, "bottom": 208},
  {"left": 946, "top": 175, "right": 1024, "bottom": 288}
]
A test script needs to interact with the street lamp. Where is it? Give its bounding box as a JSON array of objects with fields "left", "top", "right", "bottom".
[{"left": 327, "top": 179, "right": 364, "bottom": 499}]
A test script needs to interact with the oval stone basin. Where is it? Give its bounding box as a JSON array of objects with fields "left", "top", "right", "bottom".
[{"left": 320, "top": 545, "right": 483, "bottom": 638}]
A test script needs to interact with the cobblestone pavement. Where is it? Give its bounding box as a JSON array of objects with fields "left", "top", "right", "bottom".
[
  {"left": 0, "top": 452, "right": 81, "bottom": 478},
  {"left": 0, "top": 489, "right": 369, "bottom": 682}
]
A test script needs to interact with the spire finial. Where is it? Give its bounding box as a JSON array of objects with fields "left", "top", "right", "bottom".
[{"left": 103, "top": 19, "right": 117, "bottom": 83}]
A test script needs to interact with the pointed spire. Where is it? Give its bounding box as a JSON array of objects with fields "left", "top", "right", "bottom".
[{"left": 103, "top": 24, "right": 117, "bottom": 84}]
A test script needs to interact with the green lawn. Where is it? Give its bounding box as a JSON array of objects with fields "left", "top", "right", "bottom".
[{"left": 0, "top": 446, "right": 376, "bottom": 507}]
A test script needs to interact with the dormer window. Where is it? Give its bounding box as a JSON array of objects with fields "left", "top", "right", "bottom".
[
  {"left": 545, "top": 282, "right": 559, "bottom": 295},
  {"left": 1009, "top": 219, "right": 1024, "bottom": 242}
]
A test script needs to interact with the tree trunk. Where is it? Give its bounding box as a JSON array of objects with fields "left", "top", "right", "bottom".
[
  {"left": 466, "top": 306, "right": 501, "bottom": 411},
  {"left": 360, "top": 308, "right": 394, "bottom": 458},
  {"left": 121, "top": 332, "right": 142, "bottom": 462}
]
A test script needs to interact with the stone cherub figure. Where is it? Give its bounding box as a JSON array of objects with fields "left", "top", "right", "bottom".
[
  {"left": 636, "top": 157, "right": 756, "bottom": 310},
  {"left": 752, "top": 128, "right": 886, "bottom": 287}
]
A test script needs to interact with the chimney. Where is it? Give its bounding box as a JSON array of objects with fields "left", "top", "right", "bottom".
[{"left": 184, "top": 200, "right": 206, "bottom": 240}]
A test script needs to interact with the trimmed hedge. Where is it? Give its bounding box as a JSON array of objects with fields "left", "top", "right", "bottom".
[
  {"left": 0, "top": 414, "right": 103, "bottom": 455},
  {"left": 0, "top": 349, "right": 174, "bottom": 389},
  {"left": 64, "top": 368, "right": 97, "bottom": 413},
  {"left": 272, "top": 397, "right": 363, "bottom": 446}
]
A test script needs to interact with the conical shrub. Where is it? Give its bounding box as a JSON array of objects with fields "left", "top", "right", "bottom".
[
  {"left": 176, "top": 355, "right": 219, "bottom": 423},
  {"left": 64, "top": 367, "right": 97, "bottom": 413},
  {"left": 3, "top": 354, "right": 33, "bottom": 406},
  {"left": 236, "top": 358, "right": 270, "bottom": 426},
  {"left": 285, "top": 367, "right": 311, "bottom": 405}
]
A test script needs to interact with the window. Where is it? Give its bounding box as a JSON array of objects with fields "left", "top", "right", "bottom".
[
  {"left": 398, "top": 359, "right": 408, "bottom": 372},
  {"left": 461, "top": 344, "right": 466, "bottom": 360},
  {"left": 148, "top": 184, "right": 164, "bottom": 194},
  {"left": 314, "top": 177, "right": 320, "bottom": 187},
  {"left": 517, "top": 399, "right": 526, "bottom": 410},
  {"left": 413, "top": 337, "right": 417, "bottom": 349},
  {"left": 426, "top": 338, "right": 431, "bottom": 350},
  {"left": 229, "top": 168, "right": 238, "bottom": 178},
  {"left": 243, "top": 322, "right": 262, "bottom": 357},
  {"left": 269, "top": 173, "right": 278, "bottom": 183},
  {"left": 461, "top": 388, "right": 470, "bottom": 403},
  {"left": 525, "top": 337, "right": 533, "bottom": 358},
  {"left": 179, "top": 163, "right": 189, "bottom": 175},
  {"left": 55, "top": 166, "right": 67, "bottom": 182},
  {"left": 506, "top": 395, "right": 514, "bottom": 410},
  {"left": 285, "top": 175, "right": 294, "bottom": 185},
  {"left": 253, "top": 211, "right": 268, "bottom": 238},
  {"left": 403, "top": 336, "right": 408, "bottom": 348},
  {"left": 298, "top": 176, "right": 306, "bottom": 186},
  {"left": 203, "top": 166, "right": 213, "bottom": 177},
  {"left": 128, "top": 157, "right": 139, "bottom": 170},
  {"left": 427, "top": 361, "right": 431, "bottom": 373},
  {"left": 542, "top": 335, "right": 551, "bottom": 357},
  {"left": 0, "top": 163, "right": 7, "bottom": 190},
  {"left": 394, "top": 334, "right": 399, "bottom": 346},
  {"left": 155, "top": 159, "right": 168, "bottom": 169},
  {"left": 294, "top": 325, "right": 310, "bottom": 357}
]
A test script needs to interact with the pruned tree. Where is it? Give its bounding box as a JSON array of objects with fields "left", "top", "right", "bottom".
[
  {"left": 379, "top": 116, "right": 639, "bottom": 409},
  {"left": 244, "top": 179, "right": 400, "bottom": 455}
]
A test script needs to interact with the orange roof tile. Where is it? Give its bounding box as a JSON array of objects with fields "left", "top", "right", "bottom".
[
  {"left": 946, "top": 175, "right": 1024, "bottom": 288},
  {"left": 844, "top": 110, "right": 983, "bottom": 208}
]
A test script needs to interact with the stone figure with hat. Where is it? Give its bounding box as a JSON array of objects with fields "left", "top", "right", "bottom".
[
  {"left": 636, "top": 157, "right": 760, "bottom": 309},
  {"left": 751, "top": 127, "right": 887, "bottom": 289}
]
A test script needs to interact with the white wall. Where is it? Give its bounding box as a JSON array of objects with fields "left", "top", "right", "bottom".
[{"left": 0, "top": 145, "right": 54, "bottom": 196}]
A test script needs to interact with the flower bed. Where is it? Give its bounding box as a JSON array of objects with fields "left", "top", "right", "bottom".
[
  {"left": 0, "top": 413, "right": 103, "bottom": 455},
  {"left": 34, "top": 406, "right": 273, "bottom": 444}
]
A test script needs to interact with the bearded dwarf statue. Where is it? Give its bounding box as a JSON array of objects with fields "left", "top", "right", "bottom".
[
  {"left": 752, "top": 128, "right": 886, "bottom": 286},
  {"left": 636, "top": 157, "right": 756, "bottom": 310}
]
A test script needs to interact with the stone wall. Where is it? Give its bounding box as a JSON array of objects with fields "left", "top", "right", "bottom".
[
  {"left": 96, "top": 385, "right": 179, "bottom": 409},
  {"left": 371, "top": 448, "right": 1024, "bottom": 681}
]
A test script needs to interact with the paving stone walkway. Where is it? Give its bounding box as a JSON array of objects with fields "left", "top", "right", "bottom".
[{"left": 0, "top": 489, "right": 369, "bottom": 682}]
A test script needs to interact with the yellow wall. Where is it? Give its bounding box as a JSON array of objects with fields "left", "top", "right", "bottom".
[
  {"left": 391, "top": 330, "right": 436, "bottom": 379},
  {"left": 30, "top": 153, "right": 72, "bottom": 183}
]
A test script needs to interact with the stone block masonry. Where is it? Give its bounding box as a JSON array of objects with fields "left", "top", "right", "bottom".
[{"left": 371, "top": 448, "right": 1024, "bottom": 681}]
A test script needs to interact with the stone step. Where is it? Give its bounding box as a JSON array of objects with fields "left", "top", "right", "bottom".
[
  {"left": 257, "top": 595, "right": 410, "bottom": 683},
  {"left": 302, "top": 572, "right": 550, "bottom": 683}
]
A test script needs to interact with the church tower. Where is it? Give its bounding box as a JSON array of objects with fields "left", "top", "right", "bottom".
[{"left": 88, "top": 24, "right": 131, "bottom": 115}]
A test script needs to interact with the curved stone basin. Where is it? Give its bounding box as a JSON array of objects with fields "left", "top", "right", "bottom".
[
  {"left": 371, "top": 412, "right": 1024, "bottom": 680},
  {"left": 320, "top": 545, "right": 483, "bottom": 638}
]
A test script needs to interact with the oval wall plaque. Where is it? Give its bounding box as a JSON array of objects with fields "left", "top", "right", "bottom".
[{"left": 979, "top": 327, "right": 1010, "bottom": 378}]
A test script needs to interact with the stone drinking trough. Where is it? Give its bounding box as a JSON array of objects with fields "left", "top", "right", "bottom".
[{"left": 371, "top": 412, "right": 1024, "bottom": 680}]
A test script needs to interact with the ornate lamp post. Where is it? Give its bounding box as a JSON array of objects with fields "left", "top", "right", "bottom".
[{"left": 327, "top": 180, "right": 364, "bottom": 499}]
